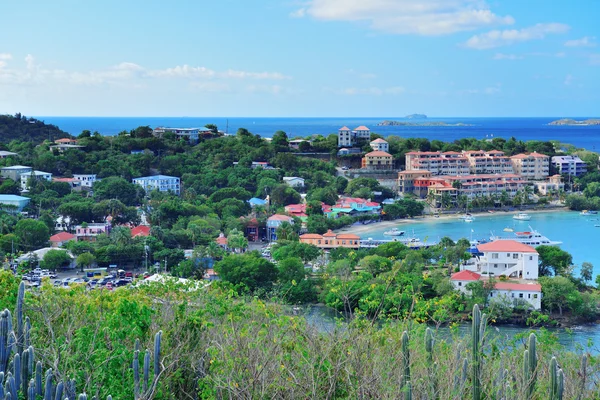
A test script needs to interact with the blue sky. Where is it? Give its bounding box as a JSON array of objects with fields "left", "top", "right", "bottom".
[{"left": 0, "top": 0, "right": 599, "bottom": 117}]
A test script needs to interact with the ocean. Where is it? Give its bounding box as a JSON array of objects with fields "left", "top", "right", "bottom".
[{"left": 35, "top": 116, "right": 600, "bottom": 151}]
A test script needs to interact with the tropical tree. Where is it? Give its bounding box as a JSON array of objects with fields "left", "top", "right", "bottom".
[
  {"left": 227, "top": 229, "right": 248, "bottom": 253},
  {"left": 76, "top": 252, "right": 96, "bottom": 272}
]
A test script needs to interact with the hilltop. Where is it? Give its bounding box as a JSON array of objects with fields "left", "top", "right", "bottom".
[
  {"left": 0, "top": 113, "right": 71, "bottom": 143},
  {"left": 405, "top": 113, "right": 427, "bottom": 119},
  {"left": 548, "top": 118, "right": 600, "bottom": 126}
]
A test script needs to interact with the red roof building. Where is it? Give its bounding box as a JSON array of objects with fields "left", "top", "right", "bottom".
[
  {"left": 130, "top": 225, "right": 151, "bottom": 238},
  {"left": 49, "top": 232, "right": 76, "bottom": 247},
  {"left": 477, "top": 240, "right": 537, "bottom": 254},
  {"left": 450, "top": 270, "right": 482, "bottom": 281}
]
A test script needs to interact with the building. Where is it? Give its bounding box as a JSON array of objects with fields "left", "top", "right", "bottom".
[
  {"left": 266, "top": 214, "right": 294, "bottom": 241},
  {"left": 248, "top": 197, "right": 268, "bottom": 208},
  {"left": 463, "top": 150, "right": 515, "bottom": 174},
  {"left": 232, "top": 161, "right": 276, "bottom": 170},
  {"left": 20, "top": 170, "right": 52, "bottom": 191},
  {"left": 283, "top": 176, "right": 305, "bottom": 188},
  {"left": 49, "top": 232, "right": 76, "bottom": 247},
  {"left": 338, "top": 126, "right": 353, "bottom": 147},
  {"left": 73, "top": 174, "right": 97, "bottom": 188},
  {"left": 462, "top": 240, "right": 540, "bottom": 279},
  {"left": 153, "top": 127, "right": 213, "bottom": 143},
  {"left": 285, "top": 202, "right": 332, "bottom": 220},
  {"left": 330, "top": 197, "right": 381, "bottom": 217},
  {"left": 397, "top": 170, "right": 432, "bottom": 197},
  {"left": 361, "top": 151, "right": 393, "bottom": 170},
  {"left": 243, "top": 218, "right": 260, "bottom": 242},
  {"left": 534, "top": 175, "right": 565, "bottom": 195},
  {"left": 289, "top": 139, "right": 309, "bottom": 150},
  {"left": 133, "top": 175, "right": 181, "bottom": 196},
  {"left": 17, "top": 248, "right": 75, "bottom": 269},
  {"left": 75, "top": 223, "right": 111, "bottom": 242},
  {"left": 54, "top": 138, "right": 78, "bottom": 145},
  {"left": 405, "top": 151, "right": 471, "bottom": 176},
  {"left": 509, "top": 153, "right": 550, "bottom": 180},
  {"left": 1, "top": 165, "right": 32, "bottom": 182},
  {"left": 450, "top": 270, "right": 541, "bottom": 310},
  {"left": 131, "top": 225, "right": 151, "bottom": 238},
  {"left": 0, "top": 194, "right": 30, "bottom": 213},
  {"left": 50, "top": 144, "right": 84, "bottom": 152},
  {"left": 370, "top": 138, "right": 389, "bottom": 152},
  {"left": 0, "top": 151, "right": 18, "bottom": 158},
  {"left": 53, "top": 177, "right": 80, "bottom": 188},
  {"left": 551, "top": 155, "right": 588, "bottom": 177},
  {"left": 354, "top": 126, "right": 371, "bottom": 140},
  {"left": 299, "top": 230, "right": 360, "bottom": 249},
  {"left": 425, "top": 174, "right": 530, "bottom": 205}
]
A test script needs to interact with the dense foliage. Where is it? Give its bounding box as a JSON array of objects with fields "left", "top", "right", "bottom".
[{"left": 0, "top": 113, "right": 69, "bottom": 143}]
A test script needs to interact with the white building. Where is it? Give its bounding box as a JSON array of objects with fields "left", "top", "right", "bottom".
[
  {"left": 283, "top": 176, "right": 305, "bottom": 188},
  {"left": 551, "top": 155, "right": 588, "bottom": 177},
  {"left": 338, "top": 126, "right": 353, "bottom": 147},
  {"left": 20, "top": 170, "right": 52, "bottom": 191},
  {"left": 1, "top": 165, "right": 32, "bottom": 182},
  {"left": 534, "top": 175, "right": 565, "bottom": 195},
  {"left": 153, "top": 127, "right": 213, "bottom": 143},
  {"left": 370, "top": 138, "right": 389, "bottom": 153},
  {"left": 464, "top": 240, "right": 540, "bottom": 280},
  {"left": 73, "top": 174, "right": 98, "bottom": 188},
  {"left": 354, "top": 125, "right": 371, "bottom": 140},
  {"left": 133, "top": 175, "right": 181, "bottom": 195}
]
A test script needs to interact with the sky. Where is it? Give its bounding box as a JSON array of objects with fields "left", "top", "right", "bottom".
[{"left": 0, "top": 0, "right": 599, "bottom": 117}]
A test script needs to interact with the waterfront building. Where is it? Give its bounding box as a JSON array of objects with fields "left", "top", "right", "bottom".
[
  {"left": 534, "top": 175, "right": 565, "bottom": 195},
  {"left": 1, "top": 165, "right": 32, "bottom": 182},
  {"left": 299, "top": 230, "right": 360, "bottom": 249},
  {"left": 331, "top": 197, "right": 381, "bottom": 216},
  {"left": 20, "top": 170, "right": 52, "bottom": 191},
  {"left": 75, "top": 223, "right": 111, "bottom": 242},
  {"left": 266, "top": 214, "right": 294, "bottom": 241},
  {"left": 397, "top": 170, "right": 433, "bottom": 197},
  {"left": 509, "top": 152, "right": 550, "bottom": 180},
  {"left": 425, "top": 174, "right": 530, "bottom": 205},
  {"left": 466, "top": 240, "right": 540, "bottom": 280},
  {"left": 370, "top": 138, "right": 389, "bottom": 153},
  {"left": 405, "top": 151, "right": 470, "bottom": 176},
  {"left": 337, "top": 126, "right": 371, "bottom": 147},
  {"left": 551, "top": 155, "right": 588, "bottom": 177},
  {"left": 283, "top": 176, "right": 305, "bottom": 188},
  {"left": 133, "top": 175, "right": 181, "bottom": 196},
  {"left": 463, "top": 150, "right": 515, "bottom": 174},
  {"left": 361, "top": 151, "right": 394, "bottom": 170},
  {"left": 49, "top": 232, "right": 76, "bottom": 247},
  {"left": 0, "top": 194, "right": 30, "bottom": 213}
]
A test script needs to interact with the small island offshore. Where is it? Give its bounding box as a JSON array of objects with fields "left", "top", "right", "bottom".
[
  {"left": 377, "top": 119, "right": 473, "bottom": 127},
  {"left": 548, "top": 118, "right": 600, "bottom": 126}
]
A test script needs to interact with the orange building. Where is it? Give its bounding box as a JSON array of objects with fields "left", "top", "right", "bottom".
[
  {"left": 361, "top": 150, "right": 393, "bottom": 170},
  {"left": 299, "top": 230, "right": 361, "bottom": 249}
]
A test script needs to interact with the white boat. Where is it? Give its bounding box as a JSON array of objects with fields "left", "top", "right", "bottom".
[
  {"left": 503, "top": 227, "right": 514, "bottom": 232},
  {"left": 490, "top": 228, "right": 562, "bottom": 247},
  {"left": 513, "top": 213, "right": 531, "bottom": 221},
  {"left": 581, "top": 210, "right": 598, "bottom": 216},
  {"left": 464, "top": 216, "right": 474, "bottom": 223},
  {"left": 459, "top": 213, "right": 472, "bottom": 220},
  {"left": 384, "top": 228, "right": 405, "bottom": 236}
]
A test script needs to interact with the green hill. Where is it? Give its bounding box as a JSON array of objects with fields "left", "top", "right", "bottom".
[{"left": 0, "top": 113, "right": 70, "bottom": 143}]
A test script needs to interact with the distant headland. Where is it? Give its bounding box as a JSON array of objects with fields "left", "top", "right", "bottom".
[
  {"left": 377, "top": 120, "right": 473, "bottom": 127},
  {"left": 405, "top": 114, "right": 427, "bottom": 119},
  {"left": 548, "top": 118, "right": 600, "bottom": 126}
]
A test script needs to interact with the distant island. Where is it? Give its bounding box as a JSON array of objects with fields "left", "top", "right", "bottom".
[
  {"left": 405, "top": 114, "right": 427, "bottom": 119},
  {"left": 548, "top": 118, "right": 600, "bottom": 126},
  {"left": 377, "top": 120, "right": 473, "bottom": 127}
]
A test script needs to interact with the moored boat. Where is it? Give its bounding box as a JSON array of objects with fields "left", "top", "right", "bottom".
[
  {"left": 384, "top": 228, "right": 405, "bottom": 236},
  {"left": 490, "top": 227, "right": 562, "bottom": 247},
  {"left": 581, "top": 210, "right": 598, "bottom": 216},
  {"left": 513, "top": 213, "right": 531, "bottom": 221}
]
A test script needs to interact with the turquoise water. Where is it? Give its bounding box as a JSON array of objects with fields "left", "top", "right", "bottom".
[{"left": 362, "top": 211, "right": 600, "bottom": 277}]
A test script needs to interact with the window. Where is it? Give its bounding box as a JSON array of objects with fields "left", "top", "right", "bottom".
[
  {"left": 506, "top": 253, "right": 510, "bottom": 257},
  {"left": 519, "top": 293, "right": 523, "bottom": 298},
  {"left": 494, "top": 264, "right": 498, "bottom": 268},
  {"left": 513, "top": 254, "right": 519, "bottom": 259},
  {"left": 458, "top": 282, "right": 462, "bottom": 286},
  {"left": 533, "top": 294, "right": 538, "bottom": 299},
  {"left": 528, "top": 294, "right": 531, "bottom": 298},
  {"left": 529, "top": 256, "right": 533, "bottom": 261},
  {"left": 511, "top": 293, "right": 514, "bottom": 298},
  {"left": 492, "top": 253, "right": 499, "bottom": 259}
]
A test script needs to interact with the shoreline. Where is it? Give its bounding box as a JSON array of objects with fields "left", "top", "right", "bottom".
[{"left": 335, "top": 207, "right": 571, "bottom": 235}]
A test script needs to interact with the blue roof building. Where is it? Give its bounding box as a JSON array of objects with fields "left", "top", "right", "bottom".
[
  {"left": 0, "top": 194, "right": 30, "bottom": 213},
  {"left": 248, "top": 197, "right": 268, "bottom": 207},
  {"left": 133, "top": 175, "right": 181, "bottom": 196}
]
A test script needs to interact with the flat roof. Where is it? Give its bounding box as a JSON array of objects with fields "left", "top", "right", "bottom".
[
  {"left": 0, "top": 194, "right": 30, "bottom": 201},
  {"left": 133, "top": 175, "right": 179, "bottom": 180},
  {"left": 1, "top": 165, "right": 31, "bottom": 170}
]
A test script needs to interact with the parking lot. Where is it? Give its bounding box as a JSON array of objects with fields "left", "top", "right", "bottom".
[{"left": 21, "top": 267, "right": 148, "bottom": 290}]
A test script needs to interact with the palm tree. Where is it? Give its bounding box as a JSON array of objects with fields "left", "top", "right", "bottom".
[
  {"left": 276, "top": 222, "right": 294, "bottom": 241},
  {"left": 227, "top": 229, "right": 248, "bottom": 253}
]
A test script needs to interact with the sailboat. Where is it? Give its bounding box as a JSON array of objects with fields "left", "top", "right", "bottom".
[{"left": 461, "top": 196, "right": 475, "bottom": 222}]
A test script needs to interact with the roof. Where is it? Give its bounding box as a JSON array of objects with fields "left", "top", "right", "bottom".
[
  {"left": 53, "top": 177, "right": 77, "bottom": 183},
  {"left": 339, "top": 126, "right": 350, "bottom": 131},
  {"left": 267, "top": 214, "right": 293, "bottom": 222},
  {"left": 371, "top": 138, "right": 388, "bottom": 143},
  {"left": 50, "top": 232, "right": 76, "bottom": 242},
  {"left": 0, "top": 194, "right": 30, "bottom": 201},
  {"left": 494, "top": 282, "right": 542, "bottom": 291},
  {"left": 283, "top": 176, "right": 304, "bottom": 181},
  {"left": 300, "top": 233, "right": 323, "bottom": 239},
  {"left": 131, "top": 225, "right": 151, "bottom": 238},
  {"left": 0, "top": 151, "right": 17, "bottom": 156},
  {"left": 216, "top": 233, "right": 228, "bottom": 245},
  {"left": 133, "top": 175, "right": 179, "bottom": 181},
  {"left": 477, "top": 240, "right": 538, "bottom": 254},
  {"left": 450, "top": 270, "right": 481, "bottom": 281},
  {"left": 323, "top": 229, "right": 337, "bottom": 237},
  {"left": 336, "top": 233, "right": 360, "bottom": 239},
  {"left": 365, "top": 151, "right": 392, "bottom": 157},
  {"left": 354, "top": 126, "right": 370, "bottom": 131},
  {"left": 1, "top": 165, "right": 31, "bottom": 170}
]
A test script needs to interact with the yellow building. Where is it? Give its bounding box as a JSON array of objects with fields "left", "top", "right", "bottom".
[
  {"left": 361, "top": 151, "right": 393, "bottom": 170},
  {"left": 509, "top": 152, "right": 550, "bottom": 180}
]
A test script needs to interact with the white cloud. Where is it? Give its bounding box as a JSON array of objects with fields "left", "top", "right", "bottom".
[
  {"left": 464, "top": 23, "right": 570, "bottom": 49},
  {"left": 146, "top": 65, "right": 289, "bottom": 80},
  {"left": 564, "top": 36, "right": 596, "bottom": 47},
  {"left": 564, "top": 74, "right": 573, "bottom": 85},
  {"left": 0, "top": 53, "right": 12, "bottom": 61},
  {"left": 590, "top": 54, "right": 600, "bottom": 66},
  {"left": 330, "top": 86, "right": 405, "bottom": 95},
  {"left": 493, "top": 53, "right": 523, "bottom": 60},
  {"left": 294, "top": 0, "right": 514, "bottom": 35},
  {"left": 458, "top": 83, "right": 501, "bottom": 95},
  {"left": 346, "top": 69, "right": 377, "bottom": 79}
]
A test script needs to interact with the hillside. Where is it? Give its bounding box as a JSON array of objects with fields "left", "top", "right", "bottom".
[
  {"left": 0, "top": 113, "right": 70, "bottom": 143},
  {"left": 548, "top": 118, "right": 600, "bottom": 126}
]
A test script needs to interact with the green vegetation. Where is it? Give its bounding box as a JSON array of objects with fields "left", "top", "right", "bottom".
[{"left": 0, "top": 113, "right": 69, "bottom": 143}]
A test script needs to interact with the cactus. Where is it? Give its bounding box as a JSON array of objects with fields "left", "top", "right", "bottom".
[
  {"left": 557, "top": 369, "right": 564, "bottom": 400},
  {"left": 143, "top": 349, "right": 150, "bottom": 393},
  {"left": 6, "top": 372, "right": 16, "bottom": 399},
  {"left": 522, "top": 333, "right": 537, "bottom": 399},
  {"left": 424, "top": 328, "right": 438, "bottom": 399},
  {"left": 401, "top": 331, "right": 410, "bottom": 390},
  {"left": 133, "top": 350, "right": 140, "bottom": 399},
  {"left": 24, "top": 318, "right": 30, "bottom": 350},
  {"left": 43, "top": 368, "right": 52, "bottom": 400},
  {"left": 35, "top": 361, "right": 42, "bottom": 397},
  {"left": 425, "top": 327, "right": 433, "bottom": 364},
  {"left": 20, "top": 348, "right": 27, "bottom": 394},
  {"left": 15, "top": 283, "right": 24, "bottom": 355},
  {"left": 27, "top": 378, "right": 35, "bottom": 400},
  {"left": 55, "top": 380, "right": 64, "bottom": 400},
  {"left": 471, "top": 304, "right": 485, "bottom": 400},
  {"left": 79, "top": 394, "right": 88, "bottom": 400},
  {"left": 154, "top": 331, "right": 162, "bottom": 377},
  {"left": 550, "top": 357, "right": 558, "bottom": 399},
  {"left": 405, "top": 381, "right": 412, "bottom": 400},
  {"left": 0, "top": 373, "right": 4, "bottom": 400}
]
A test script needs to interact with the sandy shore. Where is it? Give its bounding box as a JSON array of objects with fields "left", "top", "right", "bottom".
[{"left": 335, "top": 207, "right": 570, "bottom": 235}]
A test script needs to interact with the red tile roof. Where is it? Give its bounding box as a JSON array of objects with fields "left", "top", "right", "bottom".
[
  {"left": 131, "top": 225, "right": 151, "bottom": 238},
  {"left": 371, "top": 138, "right": 388, "bottom": 143},
  {"left": 365, "top": 151, "right": 392, "bottom": 157},
  {"left": 477, "top": 240, "right": 537, "bottom": 253},
  {"left": 49, "top": 232, "right": 76, "bottom": 242},
  {"left": 323, "top": 229, "right": 337, "bottom": 237},
  {"left": 53, "top": 177, "right": 77, "bottom": 183},
  {"left": 55, "top": 138, "right": 76, "bottom": 143},
  {"left": 300, "top": 233, "right": 323, "bottom": 239},
  {"left": 354, "top": 126, "right": 370, "bottom": 131},
  {"left": 336, "top": 233, "right": 360, "bottom": 239},
  {"left": 216, "top": 233, "right": 228, "bottom": 245},
  {"left": 450, "top": 270, "right": 481, "bottom": 281},
  {"left": 494, "top": 282, "right": 542, "bottom": 291},
  {"left": 339, "top": 126, "right": 350, "bottom": 131},
  {"left": 268, "top": 214, "right": 293, "bottom": 221}
]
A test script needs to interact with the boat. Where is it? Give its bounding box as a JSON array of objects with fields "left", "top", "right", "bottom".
[
  {"left": 384, "top": 228, "right": 405, "bottom": 236},
  {"left": 503, "top": 227, "right": 514, "bottom": 232},
  {"left": 513, "top": 213, "right": 531, "bottom": 221},
  {"left": 459, "top": 213, "right": 472, "bottom": 220},
  {"left": 464, "top": 216, "right": 474, "bottom": 223},
  {"left": 580, "top": 210, "right": 598, "bottom": 216},
  {"left": 490, "top": 227, "right": 562, "bottom": 247}
]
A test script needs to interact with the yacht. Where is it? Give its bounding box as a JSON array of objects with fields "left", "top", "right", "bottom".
[
  {"left": 513, "top": 213, "right": 531, "bottom": 221},
  {"left": 581, "top": 210, "right": 598, "bottom": 216},
  {"left": 490, "top": 228, "right": 562, "bottom": 247},
  {"left": 384, "top": 228, "right": 405, "bottom": 236}
]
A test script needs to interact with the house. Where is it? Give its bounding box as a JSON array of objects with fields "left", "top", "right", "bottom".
[
  {"left": 450, "top": 270, "right": 542, "bottom": 310},
  {"left": 510, "top": 153, "right": 550, "bottom": 180},
  {"left": 534, "top": 175, "right": 565, "bottom": 195},
  {"left": 243, "top": 218, "right": 260, "bottom": 242},
  {"left": 203, "top": 268, "right": 220, "bottom": 281},
  {"left": 216, "top": 233, "right": 229, "bottom": 249},
  {"left": 1, "top": 165, "right": 32, "bottom": 182},
  {"left": 153, "top": 127, "right": 213, "bottom": 143},
  {"left": 551, "top": 155, "right": 588, "bottom": 177},
  {"left": 54, "top": 138, "right": 78, "bottom": 145},
  {"left": 289, "top": 139, "right": 309, "bottom": 150},
  {"left": 53, "top": 177, "right": 80, "bottom": 188},
  {"left": 283, "top": 177, "right": 305, "bottom": 188},
  {"left": 55, "top": 216, "right": 71, "bottom": 232},
  {"left": 299, "top": 230, "right": 360, "bottom": 249},
  {"left": 73, "top": 174, "right": 97, "bottom": 188},
  {"left": 462, "top": 240, "right": 539, "bottom": 280},
  {"left": 248, "top": 197, "right": 268, "bottom": 208},
  {"left": 20, "top": 170, "right": 52, "bottom": 191},
  {"left": 354, "top": 126, "right": 371, "bottom": 140},
  {"left": 330, "top": 197, "right": 381, "bottom": 216},
  {"left": 266, "top": 214, "right": 294, "bottom": 241},
  {"left": 285, "top": 202, "right": 332, "bottom": 219},
  {"left": 133, "top": 175, "right": 181, "bottom": 196},
  {"left": 397, "top": 170, "right": 433, "bottom": 197},
  {"left": 370, "top": 138, "right": 389, "bottom": 153},
  {"left": 49, "top": 232, "right": 76, "bottom": 247},
  {"left": 131, "top": 225, "right": 151, "bottom": 238},
  {"left": 405, "top": 151, "right": 471, "bottom": 176},
  {"left": 232, "top": 161, "right": 276, "bottom": 170},
  {"left": 0, "top": 194, "right": 30, "bottom": 213},
  {"left": 16, "top": 247, "right": 76, "bottom": 269},
  {"left": 75, "top": 223, "right": 111, "bottom": 242},
  {"left": 49, "top": 144, "right": 85, "bottom": 152},
  {"left": 361, "top": 151, "right": 393, "bottom": 170},
  {"left": 0, "top": 151, "right": 18, "bottom": 158},
  {"left": 338, "top": 126, "right": 353, "bottom": 147}
]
